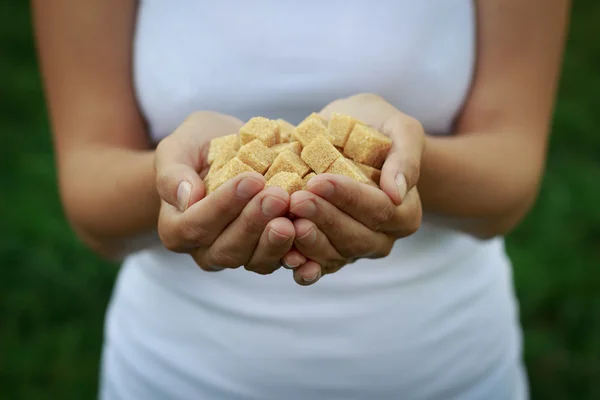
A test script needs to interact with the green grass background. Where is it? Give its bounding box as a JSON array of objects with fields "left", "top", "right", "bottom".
[{"left": 1, "top": 2, "right": 599, "bottom": 399}]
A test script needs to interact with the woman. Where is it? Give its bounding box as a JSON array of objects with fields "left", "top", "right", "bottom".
[{"left": 32, "top": 0, "right": 569, "bottom": 399}]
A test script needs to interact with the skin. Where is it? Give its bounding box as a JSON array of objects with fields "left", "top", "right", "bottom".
[
  {"left": 32, "top": 0, "right": 570, "bottom": 285},
  {"left": 285, "top": 1, "right": 571, "bottom": 284}
]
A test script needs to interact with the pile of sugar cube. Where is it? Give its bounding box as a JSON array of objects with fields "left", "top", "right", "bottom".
[{"left": 204, "top": 112, "right": 392, "bottom": 195}]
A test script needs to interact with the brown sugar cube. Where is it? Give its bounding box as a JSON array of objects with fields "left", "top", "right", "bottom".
[
  {"left": 207, "top": 157, "right": 254, "bottom": 194},
  {"left": 343, "top": 124, "right": 392, "bottom": 169},
  {"left": 270, "top": 141, "right": 302, "bottom": 156},
  {"left": 240, "top": 117, "right": 280, "bottom": 147},
  {"left": 326, "top": 157, "right": 376, "bottom": 187},
  {"left": 300, "top": 135, "right": 342, "bottom": 173},
  {"left": 209, "top": 146, "right": 238, "bottom": 173},
  {"left": 265, "top": 149, "right": 311, "bottom": 180},
  {"left": 203, "top": 167, "right": 221, "bottom": 192},
  {"left": 292, "top": 116, "right": 329, "bottom": 146},
  {"left": 236, "top": 139, "right": 277, "bottom": 174},
  {"left": 300, "top": 112, "right": 328, "bottom": 126},
  {"left": 302, "top": 172, "right": 317, "bottom": 189},
  {"left": 266, "top": 172, "right": 303, "bottom": 194},
  {"left": 328, "top": 113, "right": 362, "bottom": 148},
  {"left": 276, "top": 119, "right": 295, "bottom": 143},
  {"left": 207, "top": 133, "right": 240, "bottom": 165},
  {"left": 350, "top": 160, "right": 382, "bottom": 185}
]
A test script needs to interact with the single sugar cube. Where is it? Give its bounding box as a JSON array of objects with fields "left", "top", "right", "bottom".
[
  {"left": 240, "top": 117, "right": 280, "bottom": 147},
  {"left": 203, "top": 164, "right": 224, "bottom": 193},
  {"left": 265, "top": 149, "right": 311, "bottom": 180},
  {"left": 301, "top": 135, "right": 342, "bottom": 173},
  {"left": 302, "top": 172, "right": 316, "bottom": 189},
  {"left": 350, "top": 159, "right": 382, "bottom": 185},
  {"left": 236, "top": 139, "right": 277, "bottom": 174},
  {"left": 328, "top": 113, "right": 361, "bottom": 148},
  {"left": 300, "top": 112, "right": 328, "bottom": 126},
  {"left": 326, "top": 157, "right": 376, "bottom": 186},
  {"left": 292, "top": 117, "right": 329, "bottom": 147},
  {"left": 266, "top": 172, "right": 303, "bottom": 194},
  {"left": 207, "top": 133, "right": 240, "bottom": 165},
  {"left": 209, "top": 147, "right": 237, "bottom": 172},
  {"left": 207, "top": 157, "right": 254, "bottom": 194},
  {"left": 276, "top": 119, "right": 295, "bottom": 143},
  {"left": 270, "top": 141, "right": 302, "bottom": 156},
  {"left": 343, "top": 124, "right": 392, "bottom": 169}
]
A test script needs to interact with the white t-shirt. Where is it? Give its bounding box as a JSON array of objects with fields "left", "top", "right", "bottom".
[{"left": 100, "top": 1, "right": 529, "bottom": 399}]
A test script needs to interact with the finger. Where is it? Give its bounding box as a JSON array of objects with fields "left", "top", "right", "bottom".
[
  {"left": 154, "top": 112, "right": 244, "bottom": 210},
  {"left": 281, "top": 247, "right": 308, "bottom": 270},
  {"left": 290, "top": 190, "right": 394, "bottom": 260},
  {"left": 379, "top": 187, "right": 423, "bottom": 237},
  {"left": 292, "top": 218, "right": 347, "bottom": 275},
  {"left": 306, "top": 174, "right": 422, "bottom": 238},
  {"left": 155, "top": 153, "right": 207, "bottom": 213},
  {"left": 198, "top": 186, "right": 290, "bottom": 269},
  {"left": 306, "top": 174, "right": 397, "bottom": 231},
  {"left": 244, "top": 217, "right": 295, "bottom": 275},
  {"left": 157, "top": 172, "right": 265, "bottom": 252},
  {"left": 380, "top": 113, "right": 425, "bottom": 206},
  {"left": 293, "top": 260, "right": 322, "bottom": 286}
]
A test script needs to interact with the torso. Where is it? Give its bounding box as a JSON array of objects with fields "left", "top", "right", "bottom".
[{"left": 100, "top": 1, "right": 528, "bottom": 399}]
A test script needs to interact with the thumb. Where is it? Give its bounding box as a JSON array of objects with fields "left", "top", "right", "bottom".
[
  {"left": 379, "top": 113, "right": 425, "bottom": 206},
  {"left": 155, "top": 162, "right": 206, "bottom": 212},
  {"left": 154, "top": 136, "right": 208, "bottom": 212}
]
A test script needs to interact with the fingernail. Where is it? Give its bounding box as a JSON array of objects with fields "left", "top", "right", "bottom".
[
  {"left": 177, "top": 181, "right": 192, "bottom": 211},
  {"left": 237, "top": 178, "right": 263, "bottom": 199},
  {"left": 261, "top": 196, "right": 287, "bottom": 218},
  {"left": 282, "top": 253, "right": 306, "bottom": 269},
  {"left": 395, "top": 173, "right": 407, "bottom": 203},
  {"left": 268, "top": 229, "right": 290, "bottom": 245},
  {"left": 308, "top": 180, "right": 335, "bottom": 198},
  {"left": 292, "top": 200, "right": 316, "bottom": 218},
  {"left": 303, "top": 269, "right": 320, "bottom": 283},
  {"left": 282, "top": 260, "right": 298, "bottom": 270},
  {"left": 297, "top": 227, "right": 317, "bottom": 245}
]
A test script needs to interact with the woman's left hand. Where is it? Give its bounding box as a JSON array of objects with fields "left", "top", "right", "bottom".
[{"left": 282, "top": 94, "right": 426, "bottom": 285}]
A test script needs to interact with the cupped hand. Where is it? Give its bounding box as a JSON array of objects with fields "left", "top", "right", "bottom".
[
  {"left": 283, "top": 94, "right": 425, "bottom": 285},
  {"left": 154, "top": 111, "right": 301, "bottom": 275}
]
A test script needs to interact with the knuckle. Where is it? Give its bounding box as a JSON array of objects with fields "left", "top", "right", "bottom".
[
  {"left": 398, "top": 203, "right": 423, "bottom": 238},
  {"left": 370, "top": 203, "right": 396, "bottom": 229},
  {"left": 337, "top": 231, "right": 369, "bottom": 259},
  {"left": 208, "top": 247, "right": 241, "bottom": 269},
  {"left": 321, "top": 210, "right": 338, "bottom": 232},
  {"left": 353, "top": 236, "right": 374, "bottom": 257},
  {"left": 158, "top": 229, "right": 179, "bottom": 252},
  {"left": 157, "top": 214, "right": 182, "bottom": 252},
  {"left": 408, "top": 204, "right": 423, "bottom": 235},
  {"left": 180, "top": 217, "right": 213, "bottom": 247},
  {"left": 240, "top": 213, "right": 267, "bottom": 237},
  {"left": 339, "top": 187, "right": 360, "bottom": 210},
  {"left": 377, "top": 237, "right": 395, "bottom": 258}
]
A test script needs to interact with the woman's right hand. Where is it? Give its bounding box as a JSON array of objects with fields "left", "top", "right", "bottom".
[{"left": 154, "top": 111, "right": 304, "bottom": 275}]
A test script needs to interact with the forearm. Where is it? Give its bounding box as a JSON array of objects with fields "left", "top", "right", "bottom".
[
  {"left": 60, "top": 146, "right": 160, "bottom": 257},
  {"left": 418, "top": 131, "right": 545, "bottom": 237}
]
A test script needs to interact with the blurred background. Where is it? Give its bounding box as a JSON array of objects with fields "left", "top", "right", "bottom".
[{"left": 1, "top": 2, "right": 599, "bottom": 399}]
